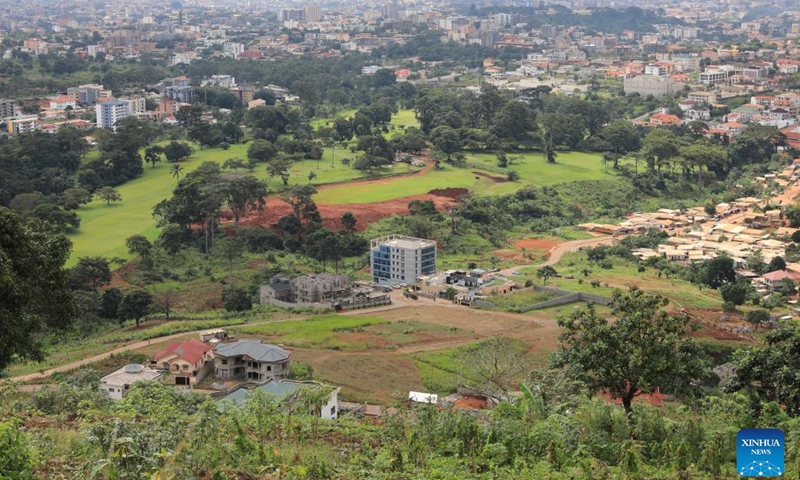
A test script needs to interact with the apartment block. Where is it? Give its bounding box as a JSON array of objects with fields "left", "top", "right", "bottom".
[{"left": 371, "top": 235, "right": 436, "bottom": 285}]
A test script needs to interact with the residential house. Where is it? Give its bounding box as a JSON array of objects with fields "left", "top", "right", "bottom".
[
  {"left": 649, "top": 112, "right": 681, "bottom": 126},
  {"left": 259, "top": 274, "right": 293, "bottom": 304},
  {"left": 761, "top": 270, "right": 800, "bottom": 293},
  {"left": 152, "top": 339, "right": 212, "bottom": 385},
  {"left": 100, "top": 364, "right": 164, "bottom": 400},
  {"left": 213, "top": 340, "right": 291, "bottom": 382},
  {"left": 220, "top": 379, "right": 341, "bottom": 419}
]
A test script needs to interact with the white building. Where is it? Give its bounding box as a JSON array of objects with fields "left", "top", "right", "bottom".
[
  {"left": 223, "top": 42, "right": 244, "bottom": 58},
  {"left": 7, "top": 115, "right": 40, "bottom": 135},
  {"left": 370, "top": 235, "right": 437, "bottom": 285},
  {"left": 49, "top": 95, "right": 77, "bottom": 110},
  {"left": 96, "top": 99, "right": 130, "bottom": 129},
  {"left": 623, "top": 76, "right": 685, "bottom": 98},
  {"left": 201, "top": 75, "right": 236, "bottom": 88},
  {"left": 120, "top": 95, "right": 146, "bottom": 114},
  {"left": 99, "top": 364, "right": 164, "bottom": 400}
]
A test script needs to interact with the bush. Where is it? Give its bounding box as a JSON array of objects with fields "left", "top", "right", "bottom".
[
  {"left": 524, "top": 279, "right": 534, "bottom": 288},
  {"left": 222, "top": 285, "right": 253, "bottom": 312},
  {"left": 722, "top": 301, "right": 737, "bottom": 313},
  {"left": 0, "top": 421, "right": 33, "bottom": 480}
]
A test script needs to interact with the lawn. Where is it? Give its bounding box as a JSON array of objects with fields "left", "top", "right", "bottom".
[
  {"left": 68, "top": 142, "right": 418, "bottom": 263},
  {"left": 237, "top": 315, "right": 388, "bottom": 350},
  {"left": 480, "top": 289, "right": 560, "bottom": 313},
  {"left": 314, "top": 150, "right": 608, "bottom": 204}
]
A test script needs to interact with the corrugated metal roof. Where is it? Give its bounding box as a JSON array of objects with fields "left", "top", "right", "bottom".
[{"left": 214, "top": 340, "right": 290, "bottom": 362}]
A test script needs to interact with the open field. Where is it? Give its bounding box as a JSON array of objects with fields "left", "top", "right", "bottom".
[
  {"left": 480, "top": 289, "right": 559, "bottom": 312},
  {"left": 68, "top": 143, "right": 419, "bottom": 263},
  {"left": 517, "top": 251, "right": 724, "bottom": 309},
  {"left": 315, "top": 150, "right": 609, "bottom": 204}
]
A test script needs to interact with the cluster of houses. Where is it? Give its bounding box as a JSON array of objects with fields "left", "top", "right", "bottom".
[{"left": 98, "top": 328, "right": 343, "bottom": 418}]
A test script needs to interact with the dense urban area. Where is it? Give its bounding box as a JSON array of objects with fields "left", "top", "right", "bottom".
[{"left": 5, "top": 0, "right": 800, "bottom": 478}]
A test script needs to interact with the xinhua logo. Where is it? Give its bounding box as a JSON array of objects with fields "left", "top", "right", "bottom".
[{"left": 737, "top": 428, "right": 784, "bottom": 477}]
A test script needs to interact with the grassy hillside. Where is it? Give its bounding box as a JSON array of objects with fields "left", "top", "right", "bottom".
[{"left": 315, "top": 150, "right": 610, "bottom": 204}]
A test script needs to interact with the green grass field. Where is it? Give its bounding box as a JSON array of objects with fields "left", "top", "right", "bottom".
[
  {"left": 315, "top": 150, "right": 609, "bottom": 204},
  {"left": 518, "top": 251, "right": 724, "bottom": 309},
  {"left": 237, "top": 315, "right": 388, "bottom": 350},
  {"left": 68, "top": 143, "right": 418, "bottom": 263}
]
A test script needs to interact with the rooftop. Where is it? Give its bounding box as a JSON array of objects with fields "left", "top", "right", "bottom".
[
  {"left": 154, "top": 339, "right": 210, "bottom": 364},
  {"left": 100, "top": 364, "right": 163, "bottom": 386},
  {"left": 214, "top": 340, "right": 290, "bottom": 362},
  {"left": 219, "top": 379, "right": 333, "bottom": 405},
  {"left": 372, "top": 234, "right": 436, "bottom": 249}
]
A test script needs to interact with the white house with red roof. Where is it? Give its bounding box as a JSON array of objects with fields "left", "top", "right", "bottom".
[
  {"left": 761, "top": 270, "right": 800, "bottom": 293},
  {"left": 153, "top": 339, "right": 213, "bottom": 385}
]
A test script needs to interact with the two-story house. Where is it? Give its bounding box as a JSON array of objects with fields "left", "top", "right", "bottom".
[
  {"left": 213, "top": 340, "right": 291, "bottom": 382},
  {"left": 152, "top": 339, "right": 213, "bottom": 386}
]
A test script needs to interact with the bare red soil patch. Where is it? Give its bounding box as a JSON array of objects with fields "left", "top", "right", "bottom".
[
  {"left": 236, "top": 192, "right": 461, "bottom": 232},
  {"left": 471, "top": 171, "right": 508, "bottom": 182},
  {"left": 513, "top": 238, "right": 559, "bottom": 250}
]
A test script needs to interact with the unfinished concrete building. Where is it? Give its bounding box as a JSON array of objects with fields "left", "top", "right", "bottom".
[{"left": 292, "top": 274, "right": 351, "bottom": 303}]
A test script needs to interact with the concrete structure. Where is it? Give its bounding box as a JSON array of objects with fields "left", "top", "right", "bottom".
[
  {"left": 371, "top": 235, "right": 436, "bottom": 285},
  {"left": 201, "top": 75, "right": 236, "bottom": 88},
  {"left": 623, "top": 75, "right": 685, "bottom": 98},
  {"left": 0, "top": 99, "right": 16, "bottom": 119},
  {"left": 49, "top": 95, "right": 76, "bottom": 110},
  {"left": 120, "top": 95, "right": 146, "bottom": 114},
  {"left": 68, "top": 84, "right": 105, "bottom": 105},
  {"left": 163, "top": 76, "right": 195, "bottom": 103},
  {"left": 688, "top": 91, "right": 717, "bottom": 104},
  {"left": 259, "top": 273, "right": 351, "bottom": 304},
  {"left": 152, "top": 339, "right": 212, "bottom": 385},
  {"left": 293, "top": 274, "right": 350, "bottom": 303},
  {"left": 99, "top": 364, "right": 164, "bottom": 400},
  {"left": 6, "top": 114, "right": 39, "bottom": 135},
  {"left": 220, "top": 380, "right": 340, "bottom": 419},
  {"left": 213, "top": 340, "right": 291, "bottom": 382},
  {"left": 304, "top": 5, "right": 321, "bottom": 22},
  {"left": 95, "top": 99, "right": 129, "bottom": 129}
]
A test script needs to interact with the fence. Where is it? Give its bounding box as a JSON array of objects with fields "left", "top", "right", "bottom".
[{"left": 517, "top": 286, "right": 612, "bottom": 312}]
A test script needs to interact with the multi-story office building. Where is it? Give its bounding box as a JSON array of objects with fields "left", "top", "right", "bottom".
[
  {"left": 371, "top": 235, "right": 436, "bottom": 285},
  {"left": 304, "top": 5, "right": 321, "bottom": 22},
  {"left": 7, "top": 114, "right": 40, "bottom": 135},
  {"left": 0, "top": 99, "right": 17, "bottom": 119},
  {"left": 96, "top": 99, "right": 130, "bottom": 129}
]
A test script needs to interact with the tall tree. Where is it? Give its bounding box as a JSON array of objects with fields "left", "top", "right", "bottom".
[
  {"left": 69, "top": 256, "right": 112, "bottom": 290},
  {"left": 600, "top": 120, "right": 641, "bottom": 169},
  {"left": 266, "top": 155, "right": 293, "bottom": 186},
  {"left": 553, "top": 287, "right": 706, "bottom": 415},
  {"left": 217, "top": 174, "right": 268, "bottom": 233},
  {"left": 117, "top": 289, "right": 153, "bottom": 328},
  {"left": 144, "top": 145, "right": 163, "bottom": 169},
  {"left": 0, "top": 208, "right": 77, "bottom": 372},
  {"left": 730, "top": 320, "right": 800, "bottom": 416},
  {"left": 96, "top": 186, "right": 121, "bottom": 205}
]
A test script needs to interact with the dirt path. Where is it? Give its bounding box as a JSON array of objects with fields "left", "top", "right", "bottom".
[{"left": 499, "top": 234, "right": 616, "bottom": 275}]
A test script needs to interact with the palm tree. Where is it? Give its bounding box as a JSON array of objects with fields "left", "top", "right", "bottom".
[{"left": 170, "top": 164, "right": 184, "bottom": 183}]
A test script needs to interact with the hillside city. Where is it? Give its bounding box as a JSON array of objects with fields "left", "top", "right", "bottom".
[{"left": 5, "top": 0, "right": 800, "bottom": 478}]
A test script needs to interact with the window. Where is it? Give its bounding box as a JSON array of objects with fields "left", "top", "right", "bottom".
[
  {"left": 266, "top": 365, "right": 272, "bottom": 371},
  {"left": 330, "top": 406, "right": 336, "bottom": 415},
  {"left": 221, "top": 359, "right": 228, "bottom": 365},
  {"left": 183, "top": 365, "right": 189, "bottom": 371}
]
